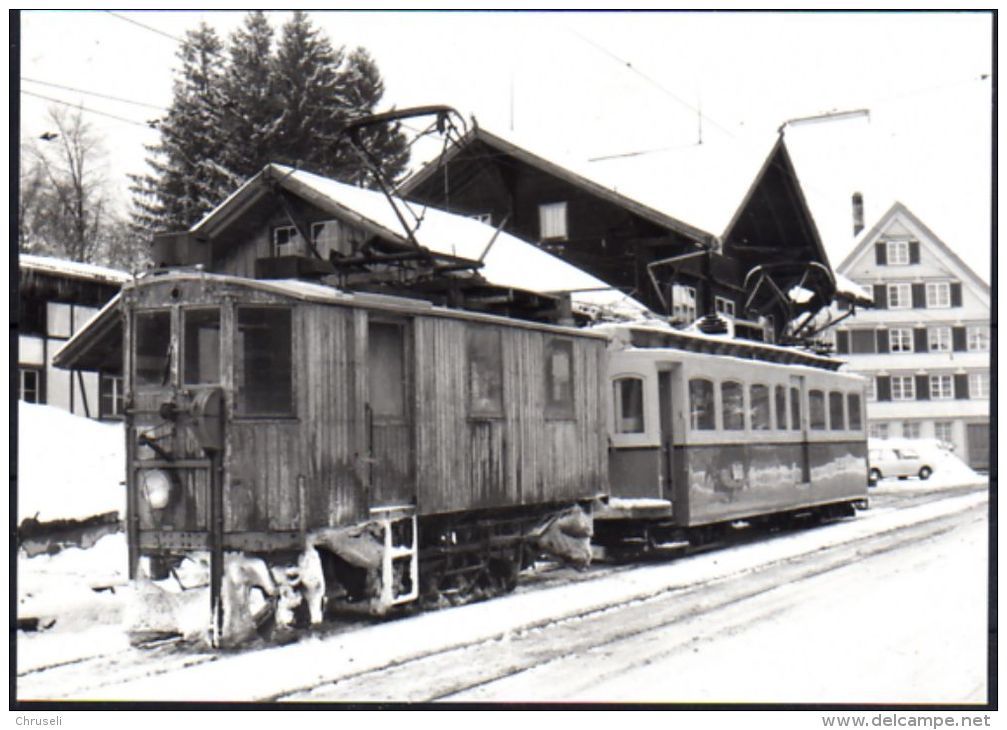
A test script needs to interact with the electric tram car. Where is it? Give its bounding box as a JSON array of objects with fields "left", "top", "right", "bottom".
[
  {"left": 57, "top": 271, "right": 868, "bottom": 647},
  {"left": 594, "top": 323, "right": 870, "bottom": 556}
]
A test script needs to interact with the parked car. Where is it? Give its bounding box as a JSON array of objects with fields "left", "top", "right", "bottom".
[{"left": 868, "top": 447, "right": 933, "bottom": 483}]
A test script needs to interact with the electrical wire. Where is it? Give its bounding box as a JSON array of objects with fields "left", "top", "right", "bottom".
[
  {"left": 21, "top": 89, "right": 156, "bottom": 129},
  {"left": 566, "top": 27, "right": 737, "bottom": 139},
  {"left": 21, "top": 76, "right": 167, "bottom": 111}
]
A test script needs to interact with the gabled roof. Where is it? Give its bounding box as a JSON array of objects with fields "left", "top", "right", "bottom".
[
  {"left": 838, "top": 201, "right": 990, "bottom": 296},
  {"left": 399, "top": 126, "right": 715, "bottom": 244},
  {"left": 401, "top": 125, "right": 826, "bottom": 255},
  {"left": 190, "top": 163, "right": 649, "bottom": 315}
]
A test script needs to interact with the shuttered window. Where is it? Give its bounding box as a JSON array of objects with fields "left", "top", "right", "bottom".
[
  {"left": 967, "top": 326, "right": 990, "bottom": 352},
  {"left": 887, "top": 283, "right": 912, "bottom": 309},
  {"left": 891, "top": 375, "right": 915, "bottom": 401},
  {"left": 926, "top": 282, "right": 951, "bottom": 308},
  {"left": 928, "top": 327, "right": 952, "bottom": 353},
  {"left": 851, "top": 329, "right": 876, "bottom": 354},
  {"left": 889, "top": 328, "right": 913, "bottom": 353},
  {"left": 887, "top": 240, "right": 910, "bottom": 265},
  {"left": 790, "top": 386, "right": 802, "bottom": 431},
  {"left": 969, "top": 372, "right": 989, "bottom": 399},
  {"left": 930, "top": 375, "right": 954, "bottom": 400}
]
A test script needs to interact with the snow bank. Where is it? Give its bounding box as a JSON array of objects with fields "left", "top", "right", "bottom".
[
  {"left": 17, "top": 402, "right": 126, "bottom": 524},
  {"left": 869, "top": 437, "right": 983, "bottom": 490}
]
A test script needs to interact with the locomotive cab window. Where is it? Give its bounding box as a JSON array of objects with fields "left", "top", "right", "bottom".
[
  {"left": 809, "top": 390, "right": 826, "bottom": 430},
  {"left": 689, "top": 378, "right": 715, "bottom": 430},
  {"left": 545, "top": 338, "right": 575, "bottom": 419},
  {"left": 721, "top": 381, "right": 745, "bottom": 431},
  {"left": 135, "top": 310, "right": 172, "bottom": 387},
  {"left": 613, "top": 376, "right": 645, "bottom": 434},
  {"left": 750, "top": 384, "right": 770, "bottom": 430},
  {"left": 236, "top": 307, "right": 293, "bottom": 416},
  {"left": 183, "top": 308, "right": 221, "bottom": 385},
  {"left": 468, "top": 327, "right": 503, "bottom": 418}
]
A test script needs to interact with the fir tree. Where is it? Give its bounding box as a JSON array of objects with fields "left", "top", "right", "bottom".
[
  {"left": 130, "top": 23, "right": 233, "bottom": 233},
  {"left": 131, "top": 11, "right": 410, "bottom": 234}
]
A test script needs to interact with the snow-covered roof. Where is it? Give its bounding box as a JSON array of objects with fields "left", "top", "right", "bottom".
[
  {"left": 19, "top": 254, "right": 131, "bottom": 285},
  {"left": 405, "top": 126, "right": 791, "bottom": 244},
  {"left": 192, "top": 163, "right": 650, "bottom": 316},
  {"left": 834, "top": 271, "right": 873, "bottom": 303}
]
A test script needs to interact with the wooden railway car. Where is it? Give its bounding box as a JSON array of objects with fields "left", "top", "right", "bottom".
[
  {"left": 58, "top": 270, "right": 607, "bottom": 646},
  {"left": 594, "top": 323, "right": 869, "bottom": 554}
]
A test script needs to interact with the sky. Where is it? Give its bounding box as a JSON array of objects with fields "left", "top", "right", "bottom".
[{"left": 16, "top": 10, "right": 994, "bottom": 283}]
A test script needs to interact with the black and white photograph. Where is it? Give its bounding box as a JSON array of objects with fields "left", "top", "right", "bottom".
[{"left": 13, "top": 8, "right": 993, "bottom": 713}]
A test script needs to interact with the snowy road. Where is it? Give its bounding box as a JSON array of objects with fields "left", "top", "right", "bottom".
[{"left": 17, "top": 483, "right": 988, "bottom": 704}]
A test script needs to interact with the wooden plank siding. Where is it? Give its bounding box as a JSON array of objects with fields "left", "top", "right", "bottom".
[
  {"left": 125, "top": 276, "right": 607, "bottom": 543},
  {"left": 413, "top": 318, "right": 607, "bottom": 514}
]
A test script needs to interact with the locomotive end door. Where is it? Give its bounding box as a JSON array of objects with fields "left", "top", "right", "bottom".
[{"left": 366, "top": 317, "right": 416, "bottom": 508}]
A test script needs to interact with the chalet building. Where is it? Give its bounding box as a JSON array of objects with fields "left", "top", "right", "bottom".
[
  {"left": 400, "top": 126, "right": 869, "bottom": 344},
  {"left": 829, "top": 202, "right": 990, "bottom": 470},
  {"left": 17, "top": 254, "right": 130, "bottom": 419}
]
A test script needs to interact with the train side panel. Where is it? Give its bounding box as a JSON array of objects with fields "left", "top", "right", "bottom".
[{"left": 415, "top": 317, "right": 607, "bottom": 515}]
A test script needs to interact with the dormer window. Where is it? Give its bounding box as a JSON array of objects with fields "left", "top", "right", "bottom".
[
  {"left": 273, "top": 225, "right": 304, "bottom": 257},
  {"left": 539, "top": 202, "right": 568, "bottom": 241}
]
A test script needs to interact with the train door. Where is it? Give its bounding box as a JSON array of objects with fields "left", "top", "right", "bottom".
[
  {"left": 366, "top": 318, "right": 415, "bottom": 507},
  {"left": 658, "top": 370, "right": 675, "bottom": 499},
  {"left": 790, "top": 374, "right": 811, "bottom": 483}
]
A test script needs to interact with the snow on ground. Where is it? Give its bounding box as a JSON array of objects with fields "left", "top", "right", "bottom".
[
  {"left": 17, "top": 532, "right": 132, "bottom": 673},
  {"left": 40, "top": 487, "right": 986, "bottom": 702},
  {"left": 868, "top": 437, "right": 982, "bottom": 491},
  {"left": 17, "top": 402, "right": 126, "bottom": 524}
]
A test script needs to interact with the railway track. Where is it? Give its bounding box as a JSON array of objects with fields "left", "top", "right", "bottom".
[
  {"left": 16, "top": 483, "right": 986, "bottom": 701},
  {"left": 278, "top": 494, "right": 986, "bottom": 702}
]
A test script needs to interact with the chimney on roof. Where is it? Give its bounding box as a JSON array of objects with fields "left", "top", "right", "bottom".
[{"left": 852, "top": 192, "right": 864, "bottom": 237}]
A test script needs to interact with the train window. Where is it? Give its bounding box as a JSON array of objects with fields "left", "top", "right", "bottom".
[
  {"left": 613, "top": 377, "right": 645, "bottom": 434},
  {"left": 545, "top": 338, "right": 575, "bottom": 419},
  {"left": 721, "top": 381, "right": 745, "bottom": 431},
  {"left": 369, "top": 321, "right": 407, "bottom": 419},
  {"left": 135, "top": 311, "right": 172, "bottom": 387},
  {"left": 808, "top": 390, "right": 826, "bottom": 430},
  {"left": 236, "top": 307, "right": 293, "bottom": 416},
  {"left": 775, "top": 385, "right": 788, "bottom": 430},
  {"left": 689, "top": 378, "right": 715, "bottom": 430},
  {"left": 750, "top": 384, "right": 771, "bottom": 430},
  {"left": 829, "top": 391, "right": 845, "bottom": 430},
  {"left": 183, "top": 309, "right": 221, "bottom": 385},
  {"left": 847, "top": 393, "right": 863, "bottom": 430},
  {"left": 468, "top": 327, "right": 504, "bottom": 418},
  {"left": 790, "top": 386, "right": 802, "bottom": 430}
]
